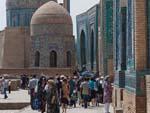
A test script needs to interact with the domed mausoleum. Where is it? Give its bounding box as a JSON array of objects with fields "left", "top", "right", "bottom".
[
  {"left": 30, "top": 1, "right": 75, "bottom": 68},
  {"left": 0, "top": 0, "right": 74, "bottom": 75}
]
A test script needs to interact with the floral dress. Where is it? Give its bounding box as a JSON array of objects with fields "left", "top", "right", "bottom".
[{"left": 103, "top": 81, "right": 112, "bottom": 103}]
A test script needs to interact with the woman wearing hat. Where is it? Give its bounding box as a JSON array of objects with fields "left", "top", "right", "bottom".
[
  {"left": 103, "top": 75, "right": 112, "bottom": 113},
  {"left": 61, "top": 79, "right": 70, "bottom": 113},
  {"left": 45, "top": 79, "right": 59, "bottom": 113}
]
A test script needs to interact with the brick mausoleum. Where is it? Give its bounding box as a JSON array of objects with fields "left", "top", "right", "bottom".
[{"left": 0, "top": 0, "right": 75, "bottom": 75}]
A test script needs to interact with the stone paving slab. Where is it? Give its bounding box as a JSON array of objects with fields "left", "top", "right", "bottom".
[
  {"left": 0, "top": 90, "right": 30, "bottom": 103},
  {"left": 0, "top": 90, "right": 30, "bottom": 110},
  {"left": 0, "top": 105, "right": 113, "bottom": 113}
]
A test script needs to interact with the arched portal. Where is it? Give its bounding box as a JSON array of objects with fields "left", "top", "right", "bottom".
[
  {"left": 35, "top": 51, "right": 40, "bottom": 67},
  {"left": 67, "top": 51, "right": 71, "bottom": 67},
  {"left": 80, "top": 30, "right": 86, "bottom": 66},
  {"left": 50, "top": 51, "right": 57, "bottom": 67},
  {"left": 90, "top": 30, "right": 94, "bottom": 70}
]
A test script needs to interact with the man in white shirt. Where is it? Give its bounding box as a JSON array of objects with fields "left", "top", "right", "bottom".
[
  {"left": 2, "top": 77, "right": 8, "bottom": 99},
  {"left": 28, "top": 75, "right": 38, "bottom": 109}
]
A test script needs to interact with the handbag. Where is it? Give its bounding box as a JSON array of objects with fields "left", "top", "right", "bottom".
[{"left": 32, "top": 98, "right": 41, "bottom": 110}]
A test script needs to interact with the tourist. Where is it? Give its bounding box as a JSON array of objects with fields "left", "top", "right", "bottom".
[
  {"left": 8, "top": 80, "right": 11, "bottom": 94},
  {"left": 80, "top": 78, "right": 90, "bottom": 108},
  {"left": 28, "top": 75, "right": 38, "bottom": 109},
  {"left": 68, "top": 76, "right": 76, "bottom": 106},
  {"left": 89, "top": 77, "right": 97, "bottom": 106},
  {"left": 45, "top": 79, "right": 59, "bottom": 113},
  {"left": 2, "top": 77, "right": 8, "bottom": 99},
  {"left": 37, "top": 76, "right": 47, "bottom": 113},
  {"left": 61, "top": 78, "right": 70, "bottom": 113},
  {"left": 0, "top": 76, "right": 3, "bottom": 93},
  {"left": 56, "top": 76, "right": 62, "bottom": 106},
  {"left": 103, "top": 75, "right": 112, "bottom": 113},
  {"left": 69, "top": 77, "right": 76, "bottom": 97},
  {"left": 70, "top": 90, "right": 78, "bottom": 108},
  {"left": 21, "top": 74, "right": 27, "bottom": 89},
  {"left": 96, "top": 77, "right": 104, "bottom": 105}
]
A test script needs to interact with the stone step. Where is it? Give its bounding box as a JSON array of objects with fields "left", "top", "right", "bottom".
[{"left": 0, "top": 102, "right": 30, "bottom": 110}]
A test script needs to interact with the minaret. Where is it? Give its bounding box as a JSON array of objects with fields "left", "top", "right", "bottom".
[{"left": 63, "top": 0, "right": 70, "bottom": 13}]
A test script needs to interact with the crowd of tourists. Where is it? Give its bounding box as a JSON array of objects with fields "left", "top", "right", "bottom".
[
  {"left": 0, "top": 72, "right": 112, "bottom": 113},
  {"left": 28, "top": 73, "right": 112, "bottom": 113}
]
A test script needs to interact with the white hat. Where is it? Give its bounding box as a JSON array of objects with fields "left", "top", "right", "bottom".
[
  {"left": 104, "top": 75, "right": 110, "bottom": 81},
  {"left": 100, "top": 76, "right": 104, "bottom": 79}
]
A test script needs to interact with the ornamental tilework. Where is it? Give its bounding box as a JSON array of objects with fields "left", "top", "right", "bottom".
[
  {"left": 31, "top": 24, "right": 72, "bottom": 36},
  {"left": 6, "top": 0, "right": 56, "bottom": 9},
  {"left": 113, "top": 0, "right": 127, "bottom": 88},
  {"left": 76, "top": 4, "right": 99, "bottom": 72},
  {"left": 101, "top": 0, "right": 113, "bottom": 75},
  {"left": 6, "top": 0, "right": 56, "bottom": 27},
  {"left": 127, "top": 0, "right": 135, "bottom": 70}
]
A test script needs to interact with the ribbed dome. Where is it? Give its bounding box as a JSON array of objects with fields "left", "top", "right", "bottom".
[
  {"left": 31, "top": 1, "right": 72, "bottom": 25},
  {"left": 6, "top": 0, "right": 57, "bottom": 9}
]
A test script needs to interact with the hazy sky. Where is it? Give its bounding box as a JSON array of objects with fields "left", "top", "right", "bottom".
[{"left": 0, "top": 0, "right": 99, "bottom": 35}]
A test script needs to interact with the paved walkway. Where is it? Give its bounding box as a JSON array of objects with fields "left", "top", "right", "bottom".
[
  {"left": 0, "top": 90, "right": 114, "bottom": 113},
  {"left": 0, "top": 105, "right": 113, "bottom": 113},
  {"left": 0, "top": 89, "right": 30, "bottom": 103}
]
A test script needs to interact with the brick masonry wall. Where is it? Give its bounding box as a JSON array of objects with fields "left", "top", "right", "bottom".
[
  {"left": 134, "top": 0, "right": 147, "bottom": 70},
  {"left": 107, "top": 59, "right": 114, "bottom": 81},
  {"left": 0, "top": 68, "right": 74, "bottom": 76},
  {"left": 136, "top": 96, "right": 146, "bottom": 113}
]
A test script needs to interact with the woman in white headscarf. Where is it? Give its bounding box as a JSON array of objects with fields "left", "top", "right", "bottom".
[{"left": 103, "top": 75, "right": 112, "bottom": 113}]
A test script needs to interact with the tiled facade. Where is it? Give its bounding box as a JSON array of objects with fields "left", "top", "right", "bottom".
[
  {"left": 76, "top": 4, "right": 99, "bottom": 72},
  {"left": 100, "top": 0, "right": 114, "bottom": 76},
  {"left": 113, "top": 0, "right": 150, "bottom": 113},
  {"left": 6, "top": 0, "right": 57, "bottom": 27},
  {"left": 30, "top": 1, "right": 75, "bottom": 68}
]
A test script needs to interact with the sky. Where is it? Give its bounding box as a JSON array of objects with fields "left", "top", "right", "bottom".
[{"left": 0, "top": 0, "right": 99, "bottom": 36}]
